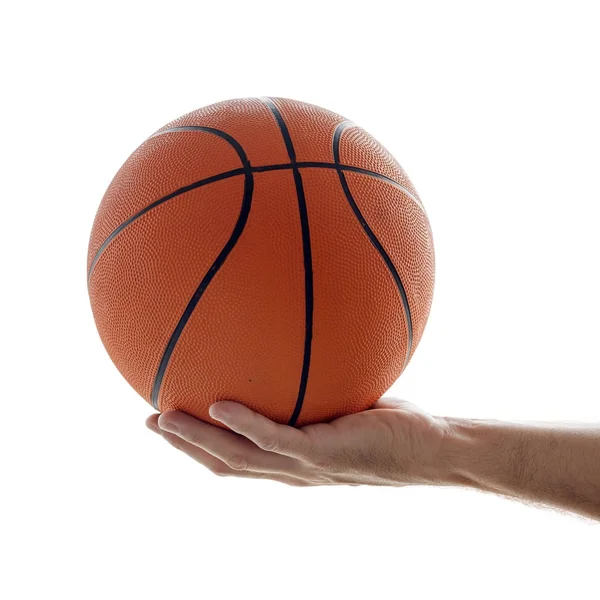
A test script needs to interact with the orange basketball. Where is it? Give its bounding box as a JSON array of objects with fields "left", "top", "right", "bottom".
[{"left": 87, "top": 97, "right": 435, "bottom": 427}]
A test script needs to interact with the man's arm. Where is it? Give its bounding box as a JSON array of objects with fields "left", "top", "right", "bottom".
[
  {"left": 147, "top": 398, "right": 600, "bottom": 521},
  {"left": 439, "top": 418, "right": 600, "bottom": 520}
]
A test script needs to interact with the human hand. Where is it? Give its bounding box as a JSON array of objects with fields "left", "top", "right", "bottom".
[{"left": 146, "top": 398, "right": 449, "bottom": 487}]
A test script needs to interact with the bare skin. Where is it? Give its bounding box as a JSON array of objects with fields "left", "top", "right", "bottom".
[{"left": 146, "top": 398, "right": 600, "bottom": 521}]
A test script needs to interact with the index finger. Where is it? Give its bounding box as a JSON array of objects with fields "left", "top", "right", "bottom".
[{"left": 209, "top": 401, "right": 311, "bottom": 459}]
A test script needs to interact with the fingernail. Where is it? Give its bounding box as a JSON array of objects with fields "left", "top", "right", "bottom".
[{"left": 159, "top": 421, "right": 179, "bottom": 434}]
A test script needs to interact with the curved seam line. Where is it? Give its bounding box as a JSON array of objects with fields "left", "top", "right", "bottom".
[
  {"left": 88, "top": 164, "right": 418, "bottom": 283},
  {"left": 153, "top": 126, "right": 416, "bottom": 201},
  {"left": 149, "top": 127, "right": 254, "bottom": 410},
  {"left": 333, "top": 121, "right": 413, "bottom": 369},
  {"left": 87, "top": 168, "right": 245, "bottom": 283},
  {"left": 148, "top": 126, "right": 250, "bottom": 163},
  {"left": 259, "top": 97, "right": 313, "bottom": 428}
]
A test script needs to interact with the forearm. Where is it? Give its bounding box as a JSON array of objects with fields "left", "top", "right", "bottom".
[{"left": 437, "top": 417, "right": 600, "bottom": 520}]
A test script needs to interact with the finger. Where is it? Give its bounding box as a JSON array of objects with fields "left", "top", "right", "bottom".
[
  {"left": 146, "top": 414, "right": 160, "bottom": 433},
  {"left": 157, "top": 411, "right": 300, "bottom": 475},
  {"left": 158, "top": 430, "right": 308, "bottom": 486},
  {"left": 209, "top": 401, "right": 311, "bottom": 459},
  {"left": 371, "top": 397, "right": 416, "bottom": 411}
]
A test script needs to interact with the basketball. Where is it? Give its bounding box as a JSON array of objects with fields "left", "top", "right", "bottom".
[{"left": 87, "top": 97, "right": 435, "bottom": 427}]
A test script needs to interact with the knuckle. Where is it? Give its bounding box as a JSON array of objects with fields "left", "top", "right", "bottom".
[
  {"left": 190, "top": 435, "right": 204, "bottom": 447},
  {"left": 259, "top": 437, "right": 280, "bottom": 453},
  {"left": 226, "top": 454, "right": 249, "bottom": 470}
]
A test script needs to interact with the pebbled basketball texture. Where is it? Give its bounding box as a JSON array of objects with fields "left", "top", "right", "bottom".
[{"left": 87, "top": 97, "right": 435, "bottom": 427}]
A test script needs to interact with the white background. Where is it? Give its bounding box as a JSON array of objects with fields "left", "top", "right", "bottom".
[{"left": 1, "top": 1, "right": 598, "bottom": 598}]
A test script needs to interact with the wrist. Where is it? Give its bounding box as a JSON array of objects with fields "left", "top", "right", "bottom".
[{"left": 432, "top": 416, "right": 508, "bottom": 490}]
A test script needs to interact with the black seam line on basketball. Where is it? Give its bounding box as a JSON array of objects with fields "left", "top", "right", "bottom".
[
  {"left": 260, "top": 97, "right": 313, "bottom": 428},
  {"left": 87, "top": 168, "right": 245, "bottom": 283},
  {"left": 152, "top": 123, "right": 415, "bottom": 199},
  {"left": 259, "top": 98, "right": 297, "bottom": 163},
  {"left": 332, "top": 121, "right": 413, "bottom": 369},
  {"left": 87, "top": 162, "right": 417, "bottom": 284},
  {"left": 256, "top": 162, "right": 418, "bottom": 201},
  {"left": 88, "top": 126, "right": 250, "bottom": 284},
  {"left": 332, "top": 120, "right": 354, "bottom": 164},
  {"left": 150, "top": 128, "right": 253, "bottom": 410},
  {"left": 148, "top": 126, "right": 250, "bottom": 164}
]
